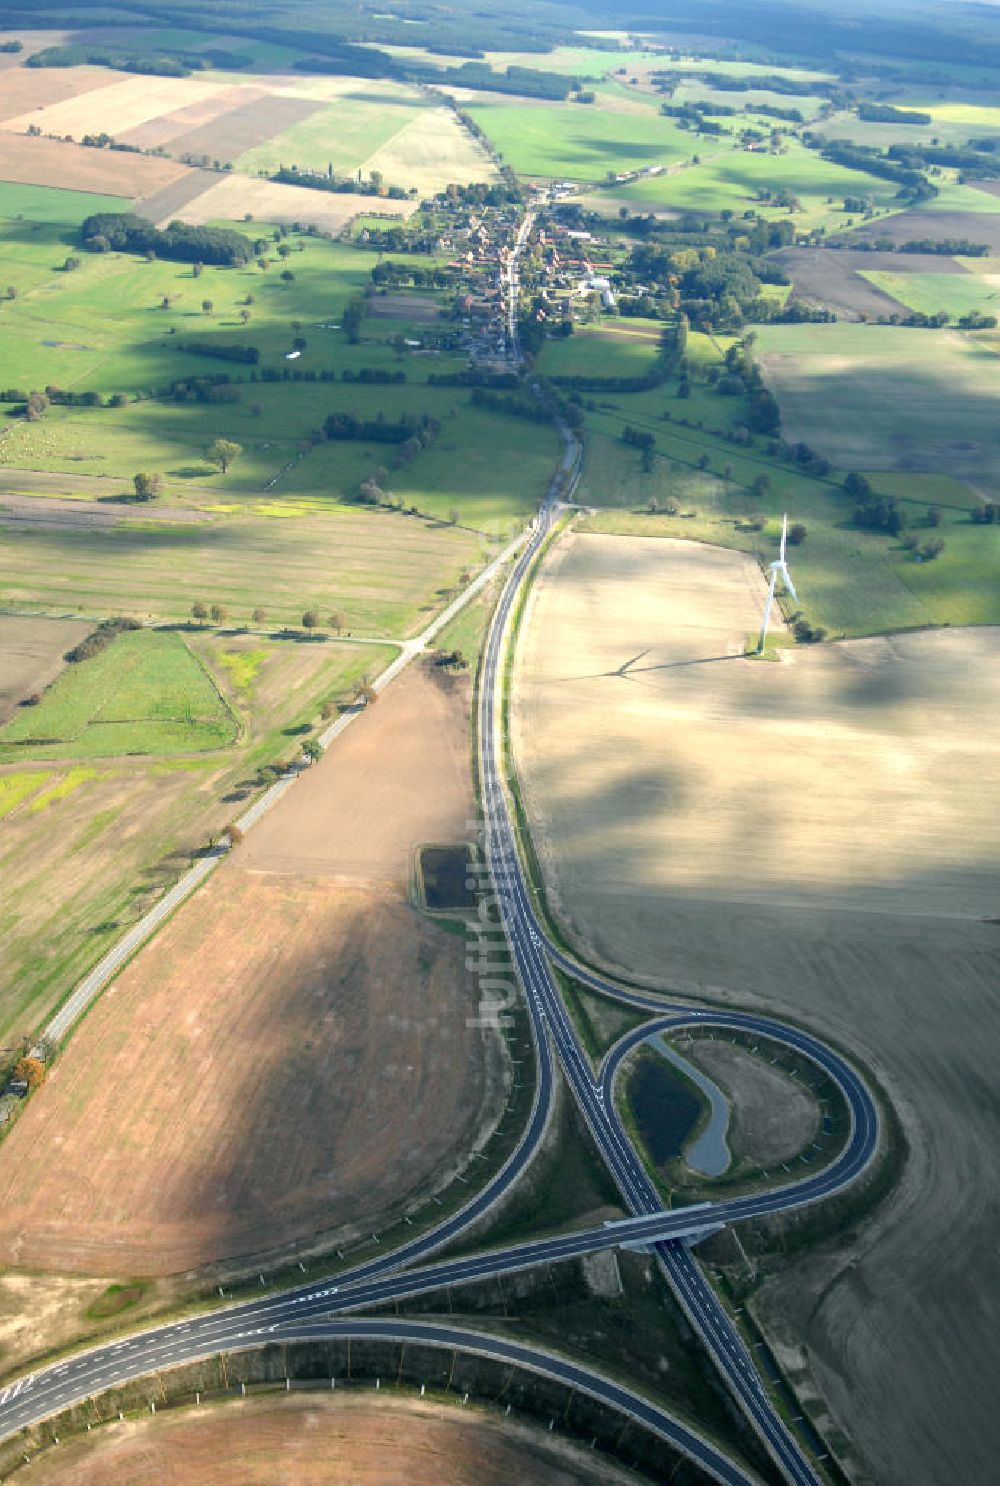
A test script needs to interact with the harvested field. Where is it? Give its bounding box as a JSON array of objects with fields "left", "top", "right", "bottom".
[
  {"left": 117, "top": 84, "right": 271, "bottom": 151},
  {"left": 0, "top": 489, "right": 210, "bottom": 528},
  {"left": 361, "top": 107, "right": 498, "bottom": 195},
  {"left": 0, "top": 73, "right": 232, "bottom": 139},
  {"left": 0, "top": 133, "right": 187, "bottom": 198},
  {"left": 771, "top": 246, "right": 970, "bottom": 321},
  {"left": 0, "top": 615, "right": 90, "bottom": 725},
  {"left": 682, "top": 1041, "right": 818, "bottom": 1166},
  {"left": 0, "top": 63, "right": 111, "bottom": 124},
  {"left": 512, "top": 531, "right": 1000, "bottom": 1486},
  {"left": 24, "top": 1394, "right": 634, "bottom": 1485},
  {"left": 171, "top": 173, "right": 416, "bottom": 232},
  {"left": 0, "top": 658, "right": 491, "bottom": 1275},
  {"left": 164, "top": 93, "right": 325, "bottom": 166},
  {"left": 240, "top": 661, "right": 473, "bottom": 881}
]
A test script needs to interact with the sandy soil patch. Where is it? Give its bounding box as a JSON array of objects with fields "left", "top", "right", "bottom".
[
  {"left": 0, "top": 876, "right": 492, "bottom": 1277},
  {"left": 682, "top": 1040, "right": 818, "bottom": 1166},
  {"left": 0, "top": 133, "right": 188, "bottom": 198},
  {"left": 512, "top": 530, "right": 1000, "bottom": 1485},
  {"left": 1, "top": 73, "right": 233, "bottom": 139},
  {"left": 240, "top": 661, "right": 473, "bottom": 880},
  {"left": 118, "top": 84, "right": 270, "bottom": 151},
  {"left": 165, "top": 94, "right": 325, "bottom": 167},
  {"left": 0, "top": 1272, "right": 113, "bottom": 1374},
  {"left": 25, "top": 1393, "right": 635, "bottom": 1485},
  {"left": 0, "top": 63, "right": 111, "bottom": 124},
  {"left": 171, "top": 173, "right": 417, "bottom": 232},
  {"left": 0, "top": 615, "right": 90, "bottom": 724}
]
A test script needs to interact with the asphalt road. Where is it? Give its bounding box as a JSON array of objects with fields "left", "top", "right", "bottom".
[{"left": 0, "top": 325, "right": 878, "bottom": 1480}]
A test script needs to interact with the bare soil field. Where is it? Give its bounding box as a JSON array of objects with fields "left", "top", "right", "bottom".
[
  {"left": 0, "top": 874, "right": 491, "bottom": 1276},
  {"left": 172, "top": 174, "right": 417, "bottom": 233},
  {"left": 24, "top": 1394, "right": 636, "bottom": 1486},
  {"left": 0, "top": 657, "right": 490, "bottom": 1276},
  {"left": 133, "top": 167, "right": 222, "bottom": 226},
  {"left": 837, "top": 209, "right": 1000, "bottom": 252},
  {"left": 0, "top": 63, "right": 111, "bottom": 124},
  {"left": 118, "top": 85, "right": 271, "bottom": 151},
  {"left": 0, "top": 132, "right": 188, "bottom": 198},
  {"left": 772, "top": 246, "right": 969, "bottom": 320},
  {"left": 512, "top": 532, "right": 1000, "bottom": 1486},
  {"left": 0, "top": 1272, "right": 114, "bottom": 1375},
  {"left": 0, "top": 489, "right": 210, "bottom": 528},
  {"left": 682, "top": 1041, "right": 818, "bottom": 1166},
  {"left": 240, "top": 661, "right": 473, "bottom": 881},
  {"left": 165, "top": 94, "right": 326, "bottom": 166},
  {"left": 0, "top": 615, "right": 90, "bottom": 724},
  {"left": 369, "top": 292, "right": 442, "bottom": 322},
  {"left": 1, "top": 73, "right": 232, "bottom": 139}
]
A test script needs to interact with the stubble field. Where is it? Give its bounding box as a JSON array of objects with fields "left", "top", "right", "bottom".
[{"left": 511, "top": 530, "right": 1000, "bottom": 1486}]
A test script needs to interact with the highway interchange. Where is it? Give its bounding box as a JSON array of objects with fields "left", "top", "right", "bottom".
[{"left": 0, "top": 234, "right": 880, "bottom": 1485}]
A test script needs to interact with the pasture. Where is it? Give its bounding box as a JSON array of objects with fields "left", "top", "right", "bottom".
[
  {"left": 606, "top": 138, "right": 903, "bottom": 228},
  {"left": 511, "top": 531, "right": 1000, "bottom": 1486},
  {"left": 755, "top": 322, "right": 1000, "bottom": 482},
  {"left": 464, "top": 99, "right": 691, "bottom": 180},
  {"left": 0, "top": 614, "right": 90, "bottom": 723},
  {"left": 536, "top": 319, "right": 663, "bottom": 380}
]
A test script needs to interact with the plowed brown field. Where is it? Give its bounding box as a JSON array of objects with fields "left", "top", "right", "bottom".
[
  {"left": 25, "top": 1394, "right": 635, "bottom": 1486},
  {"left": 0, "top": 133, "right": 188, "bottom": 197}
]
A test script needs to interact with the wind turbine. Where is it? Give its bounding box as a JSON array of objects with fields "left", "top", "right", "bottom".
[{"left": 756, "top": 514, "right": 797, "bottom": 654}]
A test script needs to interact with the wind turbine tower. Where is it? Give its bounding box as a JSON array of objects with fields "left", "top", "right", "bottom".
[{"left": 757, "top": 513, "right": 798, "bottom": 654}]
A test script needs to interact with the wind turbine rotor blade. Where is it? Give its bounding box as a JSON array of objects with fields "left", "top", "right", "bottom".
[
  {"left": 779, "top": 513, "right": 788, "bottom": 563},
  {"left": 782, "top": 565, "right": 798, "bottom": 603}
]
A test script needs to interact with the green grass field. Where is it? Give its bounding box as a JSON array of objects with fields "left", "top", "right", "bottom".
[
  {"left": 465, "top": 99, "right": 691, "bottom": 179},
  {"left": 607, "top": 138, "right": 904, "bottom": 228},
  {"left": 813, "top": 99, "right": 1000, "bottom": 150},
  {"left": 860, "top": 269, "right": 1000, "bottom": 319},
  {"left": 0, "top": 630, "right": 236, "bottom": 761},
  {"left": 0, "top": 182, "right": 131, "bottom": 226},
  {"left": 573, "top": 326, "right": 1000, "bottom": 636},
  {"left": 536, "top": 319, "right": 663, "bottom": 379}
]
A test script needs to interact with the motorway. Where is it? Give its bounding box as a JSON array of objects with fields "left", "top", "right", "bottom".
[{"left": 0, "top": 223, "right": 878, "bottom": 1486}]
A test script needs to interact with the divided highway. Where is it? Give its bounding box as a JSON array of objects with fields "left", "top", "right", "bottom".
[{"left": 0, "top": 351, "right": 879, "bottom": 1480}]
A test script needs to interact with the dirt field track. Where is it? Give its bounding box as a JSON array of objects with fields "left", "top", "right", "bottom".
[
  {"left": 0, "top": 662, "right": 494, "bottom": 1278},
  {"left": 512, "top": 531, "right": 1000, "bottom": 1486},
  {"left": 25, "top": 1394, "right": 635, "bottom": 1486},
  {"left": 0, "top": 132, "right": 188, "bottom": 198}
]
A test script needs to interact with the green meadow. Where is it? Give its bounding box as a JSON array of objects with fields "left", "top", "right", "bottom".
[
  {"left": 0, "top": 630, "right": 236, "bottom": 761},
  {"left": 464, "top": 99, "right": 692, "bottom": 179},
  {"left": 860, "top": 269, "right": 1000, "bottom": 319}
]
